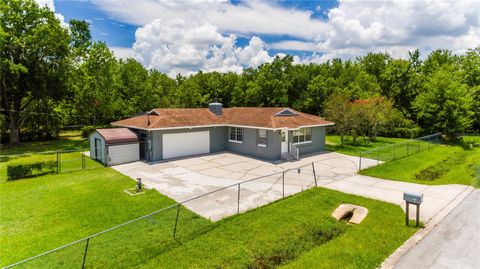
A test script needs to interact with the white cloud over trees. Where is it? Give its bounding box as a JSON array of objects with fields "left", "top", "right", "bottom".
[{"left": 91, "top": 0, "right": 480, "bottom": 75}]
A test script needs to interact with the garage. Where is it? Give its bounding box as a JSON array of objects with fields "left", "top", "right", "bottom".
[
  {"left": 90, "top": 128, "right": 140, "bottom": 166},
  {"left": 162, "top": 131, "right": 210, "bottom": 159}
]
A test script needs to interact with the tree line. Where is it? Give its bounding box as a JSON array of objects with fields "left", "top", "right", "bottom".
[{"left": 1, "top": 0, "right": 479, "bottom": 144}]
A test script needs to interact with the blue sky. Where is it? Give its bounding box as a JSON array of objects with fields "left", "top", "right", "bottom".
[
  {"left": 55, "top": 0, "right": 339, "bottom": 53},
  {"left": 46, "top": 0, "right": 480, "bottom": 76},
  {"left": 56, "top": 1, "right": 137, "bottom": 48}
]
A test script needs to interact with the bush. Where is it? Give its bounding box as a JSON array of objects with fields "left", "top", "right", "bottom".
[
  {"left": 415, "top": 152, "right": 466, "bottom": 181},
  {"left": 7, "top": 160, "right": 57, "bottom": 180},
  {"left": 81, "top": 126, "right": 97, "bottom": 138}
]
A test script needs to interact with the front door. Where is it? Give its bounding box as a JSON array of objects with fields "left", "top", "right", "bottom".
[{"left": 281, "top": 130, "right": 289, "bottom": 153}]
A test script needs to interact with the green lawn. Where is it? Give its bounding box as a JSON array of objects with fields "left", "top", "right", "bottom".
[
  {"left": 0, "top": 167, "right": 209, "bottom": 267},
  {"left": 0, "top": 131, "right": 98, "bottom": 182},
  {"left": 0, "top": 164, "right": 418, "bottom": 268},
  {"left": 0, "top": 130, "right": 88, "bottom": 155},
  {"left": 360, "top": 143, "right": 480, "bottom": 187},
  {"left": 326, "top": 135, "right": 408, "bottom": 157}
]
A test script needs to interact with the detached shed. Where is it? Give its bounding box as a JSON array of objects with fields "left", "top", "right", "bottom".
[{"left": 89, "top": 128, "right": 140, "bottom": 166}]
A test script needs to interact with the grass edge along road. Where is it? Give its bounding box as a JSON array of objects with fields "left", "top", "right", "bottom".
[{"left": 1, "top": 166, "right": 417, "bottom": 268}]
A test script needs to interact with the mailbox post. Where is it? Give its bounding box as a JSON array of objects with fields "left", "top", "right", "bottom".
[{"left": 403, "top": 192, "right": 423, "bottom": 227}]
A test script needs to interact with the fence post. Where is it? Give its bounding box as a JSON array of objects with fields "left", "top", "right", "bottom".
[
  {"left": 377, "top": 150, "right": 379, "bottom": 165},
  {"left": 359, "top": 152, "right": 362, "bottom": 171},
  {"left": 311, "top": 162, "right": 317, "bottom": 187},
  {"left": 82, "top": 152, "right": 85, "bottom": 170},
  {"left": 282, "top": 171, "right": 285, "bottom": 198},
  {"left": 417, "top": 140, "right": 420, "bottom": 153},
  {"left": 237, "top": 183, "right": 241, "bottom": 214},
  {"left": 173, "top": 204, "right": 180, "bottom": 239},
  {"left": 427, "top": 135, "right": 430, "bottom": 149},
  {"left": 81, "top": 238, "right": 90, "bottom": 269},
  {"left": 407, "top": 142, "right": 409, "bottom": 156},
  {"left": 56, "top": 151, "right": 61, "bottom": 174}
]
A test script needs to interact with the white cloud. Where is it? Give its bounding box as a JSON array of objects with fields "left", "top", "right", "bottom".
[
  {"left": 133, "top": 19, "right": 272, "bottom": 77},
  {"left": 314, "top": 0, "right": 480, "bottom": 60},
  {"left": 270, "top": 41, "right": 317, "bottom": 52},
  {"left": 93, "top": 0, "right": 328, "bottom": 40},
  {"left": 111, "top": 47, "right": 135, "bottom": 60},
  {"left": 94, "top": 0, "right": 480, "bottom": 73},
  {"left": 35, "top": 0, "right": 67, "bottom": 27}
]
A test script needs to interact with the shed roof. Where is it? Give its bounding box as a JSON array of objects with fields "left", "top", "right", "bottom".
[{"left": 96, "top": 128, "right": 139, "bottom": 144}]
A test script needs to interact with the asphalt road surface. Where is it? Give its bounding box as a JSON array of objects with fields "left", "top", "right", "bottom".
[{"left": 395, "top": 190, "right": 480, "bottom": 269}]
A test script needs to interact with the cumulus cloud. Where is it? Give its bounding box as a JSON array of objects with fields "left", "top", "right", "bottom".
[
  {"left": 270, "top": 41, "right": 317, "bottom": 52},
  {"left": 94, "top": 0, "right": 480, "bottom": 72},
  {"left": 93, "top": 0, "right": 327, "bottom": 40},
  {"left": 314, "top": 0, "right": 480, "bottom": 60},
  {"left": 133, "top": 19, "right": 272, "bottom": 77},
  {"left": 111, "top": 47, "right": 135, "bottom": 60},
  {"left": 34, "top": 0, "right": 67, "bottom": 27}
]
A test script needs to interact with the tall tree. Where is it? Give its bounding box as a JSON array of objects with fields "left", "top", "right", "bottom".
[
  {"left": 413, "top": 66, "right": 474, "bottom": 138},
  {"left": 1, "top": 0, "right": 71, "bottom": 144}
]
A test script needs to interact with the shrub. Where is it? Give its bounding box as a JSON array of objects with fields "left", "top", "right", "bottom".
[
  {"left": 7, "top": 160, "right": 57, "bottom": 180},
  {"left": 81, "top": 126, "right": 97, "bottom": 138},
  {"left": 415, "top": 152, "right": 466, "bottom": 181}
]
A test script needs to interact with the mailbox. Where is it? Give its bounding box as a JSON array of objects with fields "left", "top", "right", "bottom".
[
  {"left": 404, "top": 191, "right": 423, "bottom": 227},
  {"left": 403, "top": 192, "right": 423, "bottom": 205}
]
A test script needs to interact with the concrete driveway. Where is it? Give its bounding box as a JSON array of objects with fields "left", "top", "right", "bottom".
[
  {"left": 113, "top": 151, "right": 376, "bottom": 220},
  {"left": 113, "top": 151, "right": 471, "bottom": 223}
]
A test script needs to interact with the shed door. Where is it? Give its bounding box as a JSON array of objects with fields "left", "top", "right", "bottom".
[
  {"left": 108, "top": 143, "right": 140, "bottom": 166},
  {"left": 162, "top": 131, "right": 210, "bottom": 159}
]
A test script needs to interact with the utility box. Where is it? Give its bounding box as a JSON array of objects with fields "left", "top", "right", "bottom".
[{"left": 403, "top": 192, "right": 423, "bottom": 205}]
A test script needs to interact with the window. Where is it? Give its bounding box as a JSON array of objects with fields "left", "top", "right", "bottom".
[
  {"left": 293, "top": 128, "right": 312, "bottom": 143},
  {"left": 229, "top": 127, "right": 243, "bottom": 142},
  {"left": 258, "top": 129, "right": 268, "bottom": 146}
]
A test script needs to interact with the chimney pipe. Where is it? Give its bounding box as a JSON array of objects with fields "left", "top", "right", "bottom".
[{"left": 209, "top": 99, "right": 222, "bottom": 116}]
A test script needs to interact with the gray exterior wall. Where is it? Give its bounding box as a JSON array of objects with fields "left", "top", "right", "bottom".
[
  {"left": 149, "top": 126, "right": 227, "bottom": 162},
  {"left": 89, "top": 131, "right": 107, "bottom": 164},
  {"left": 289, "top": 126, "right": 326, "bottom": 155},
  {"left": 226, "top": 128, "right": 281, "bottom": 161},
  {"left": 132, "top": 125, "right": 325, "bottom": 162}
]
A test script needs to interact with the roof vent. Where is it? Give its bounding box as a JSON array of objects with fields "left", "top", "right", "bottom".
[
  {"left": 209, "top": 100, "right": 222, "bottom": 116},
  {"left": 275, "top": 108, "right": 297, "bottom": 116}
]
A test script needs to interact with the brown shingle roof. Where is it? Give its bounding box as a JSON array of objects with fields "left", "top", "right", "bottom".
[
  {"left": 96, "top": 128, "right": 139, "bottom": 144},
  {"left": 112, "top": 107, "right": 334, "bottom": 130}
]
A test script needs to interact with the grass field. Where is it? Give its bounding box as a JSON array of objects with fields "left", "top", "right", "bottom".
[
  {"left": 361, "top": 137, "right": 480, "bottom": 187},
  {"left": 326, "top": 135, "right": 409, "bottom": 157},
  {"left": 0, "top": 131, "right": 98, "bottom": 182},
  {"left": 0, "top": 131, "right": 88, "bottom": 155},
  {"left": 0, "top": 164, "right": 418, "bottom": 268}
]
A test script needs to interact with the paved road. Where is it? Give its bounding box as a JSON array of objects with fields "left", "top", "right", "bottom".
[{"left": 394, "top": 190, "right": 480, "bottom": 269}]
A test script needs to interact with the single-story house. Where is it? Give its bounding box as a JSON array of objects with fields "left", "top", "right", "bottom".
[
  {"left": 104, "top": 102, "right": 334, "bottom": 163},
  {"left": 89, "top": 128, "right": 140, "bottom": 166}
]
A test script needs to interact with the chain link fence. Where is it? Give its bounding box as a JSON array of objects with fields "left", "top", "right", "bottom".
[
  {"left": 2, "top": 163, "right": 317, "bottom": 269},
  {"left": 359, "top": 133, "right": 442, "bottom": 170},
  {"left": 0, "top": 148, "right": 105, "bottom": 182}
]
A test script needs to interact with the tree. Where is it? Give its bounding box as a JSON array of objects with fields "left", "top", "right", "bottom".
[
  {"left": 413, "top": 66, "right": 474, "bottom": 138},
  {"left": 1, "top": 0, "right": 71, "bottom": 144},
  {"left": 324, "top": 93, "right": 352, "bottom": 145}
]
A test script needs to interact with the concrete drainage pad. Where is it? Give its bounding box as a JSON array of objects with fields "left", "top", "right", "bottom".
[{"left": 332, "top": 204, "right": 368, "bottom": 224}]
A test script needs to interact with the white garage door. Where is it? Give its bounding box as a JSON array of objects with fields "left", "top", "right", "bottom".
[
  {"left": 163, "top": 131, "right": 210, "bottom": 159},
  {"left": 108, "top": 143, "right": 140, "bottom": 166}
]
